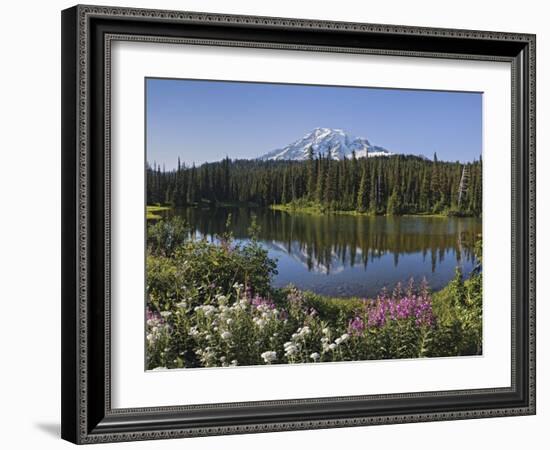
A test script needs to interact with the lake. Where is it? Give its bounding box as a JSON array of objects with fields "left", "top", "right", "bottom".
[{"left": 164, "top": 207, "right": 481, "bottom": 298}]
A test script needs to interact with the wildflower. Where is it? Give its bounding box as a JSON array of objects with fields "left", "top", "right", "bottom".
[
  {"left": 284, "top": 342, "right": 299, "bottom": 356},
  {"left": 348, "top": 317, "right": 365, "bottom": 335},
  {"left": 160, "top": 311, "right": 172, "bottom": 318},
  {"left": 328, "top": 343, "right": 337, "bottom": 351},
  {"left": 322, "top": 327, "right": 330, "bottom": 335},
  {"left": 253, "top": 317, "right": 266, "bottom": 328},
  {"left": 261, "top": 351, "right": 277, "bottom": 363},
  {"left": 226, "top": 318, "right": 233, "bottom": 325},
  {"left": 204, "top": 306, "right": 216, "bottom": 317},
  {"left": 221, "top": 331, "right": 232, "bottom": 340},
  {"left": 310, "top": 352, "right": 320, "bottom": 361},
  {"left": 175, "top": 301, "right": 187, "bottom": 309},
  {"left": 251, "top": 296, "right": 275, "bottom": 310},
  {"left": 215, "top": 294, "right": 228, "bottom": 304},
  {"left": 239, "top": 298, "right": 249, "bottom": 309}
]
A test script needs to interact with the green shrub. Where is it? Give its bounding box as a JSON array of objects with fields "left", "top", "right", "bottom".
[{"left": 147, "top": 216, "right": 189, "bottom": 256}]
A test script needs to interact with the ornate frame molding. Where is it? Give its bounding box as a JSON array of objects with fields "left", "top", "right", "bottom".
[{"left": 62, "top": 5, "right": 536, "bottom": 444}]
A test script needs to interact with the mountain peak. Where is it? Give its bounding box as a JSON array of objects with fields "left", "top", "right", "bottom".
[{"left": 259, "top": 128, "right": 392, "bottom": 161}]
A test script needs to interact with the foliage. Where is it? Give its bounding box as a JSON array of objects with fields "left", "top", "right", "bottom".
[
  {"left": 147, "top": 215, "right": 189, "bottom": 256},
  {"left": 147, "top": 154, "right": 482, "bottom": 217},
  {"left": 146, "top": 221, "right": 483, "bottom": 369},
  {"left": 431, "top": 265, "right": 483, "bottom": 356},
  {"left": 147, "top": 218, "right": 277, "bottom": 313}
]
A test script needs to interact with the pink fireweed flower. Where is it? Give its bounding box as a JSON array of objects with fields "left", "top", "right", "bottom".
[
  {"left": 348, "top": 316, "right": 365, "bottom": 336},
  {"left": 362, "top": 285, "right": 435, "bottom": 329}
]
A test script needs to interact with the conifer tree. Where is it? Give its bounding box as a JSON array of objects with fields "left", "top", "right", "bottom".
[{"left": 356, "top": 168, "right": 369, "bottom": 213}]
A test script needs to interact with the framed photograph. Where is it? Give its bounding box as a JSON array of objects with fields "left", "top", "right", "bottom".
[{"left": 61, "top": 5, "right": 536, "bottom": 444}]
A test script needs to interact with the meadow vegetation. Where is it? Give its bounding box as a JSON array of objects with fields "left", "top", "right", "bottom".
[{"left": 146, "top": 216, "right": 482, "bottom": 370}]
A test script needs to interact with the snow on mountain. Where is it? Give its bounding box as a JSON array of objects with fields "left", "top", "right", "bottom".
[{"left": 259, "top": 127, "right": 394, "bottom": 161}]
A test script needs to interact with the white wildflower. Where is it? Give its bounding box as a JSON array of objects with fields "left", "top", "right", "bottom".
[
  {"left": 261, "top": 351, "right": 277, "bottom": 363},
  {"left": 284, "top": 342, "right": 298, "bottom": 356},
  {"left": 329, "top": 343, "right": 337, "bottom": 351},
  {"left": 215, "top": 294, "right": 228, "bottom": 304},
  {"left": 221, "top": 331, "right": 232, "bottom": 340},
  {"left": 310, "top": 352, "right": 320, "bottom": 361}
]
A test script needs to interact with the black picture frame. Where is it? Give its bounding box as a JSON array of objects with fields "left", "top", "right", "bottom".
[{"left": 61, "top": 4, "right": 536, "bottom": 444}]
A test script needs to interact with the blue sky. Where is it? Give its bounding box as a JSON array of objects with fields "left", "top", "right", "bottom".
[{"left": 146, "top": 78, "right": 482, "bottom": 169}]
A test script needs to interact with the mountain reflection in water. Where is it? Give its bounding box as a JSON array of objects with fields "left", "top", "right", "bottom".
[{"left": 164, "top": 206, "right": 481, "bottom": 298}]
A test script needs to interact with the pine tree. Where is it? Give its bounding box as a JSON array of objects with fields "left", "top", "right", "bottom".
[
  {"left": 306, "top": 147, "right": 315, "bottom": 199},
  {"left": 356, "top": 168, "right": 369, "bottom": 213},
  {"left": 186, "top": 165, "right": 197, "bottom": 204},
  {"left": 315, "top": 157, "right": 325, "bottom": 204},
  {"left": 387, "top": 187, "right": 401, "bottom": 215}
]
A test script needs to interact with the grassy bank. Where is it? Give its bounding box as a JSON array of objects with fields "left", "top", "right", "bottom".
[
  {"left": 147, "top": 205, "right": 171, "bottom": 220},
  {"left": 270, "top": 201, "right": 466, "bottom": 218}
]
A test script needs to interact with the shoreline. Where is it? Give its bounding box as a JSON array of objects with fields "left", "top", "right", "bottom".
[
  {"left": 269, "top": 203, "right": 478, "bottom": 219},
  {"left": 147, "top": 203, "right": 480, "bottom": 219}
]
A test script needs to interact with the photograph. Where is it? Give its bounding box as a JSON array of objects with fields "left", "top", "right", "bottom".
[{"left": 145, "top": 78, "right": 483, "bottom": 370}]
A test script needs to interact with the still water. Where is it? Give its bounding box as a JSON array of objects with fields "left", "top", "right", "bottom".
[{"left": 166, "top": 207, "right": 481, "bottom": 298}]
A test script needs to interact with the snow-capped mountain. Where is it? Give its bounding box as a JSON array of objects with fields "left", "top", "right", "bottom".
[{"left": 259, "top": 127, "right": 393, "bottom": 161}]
